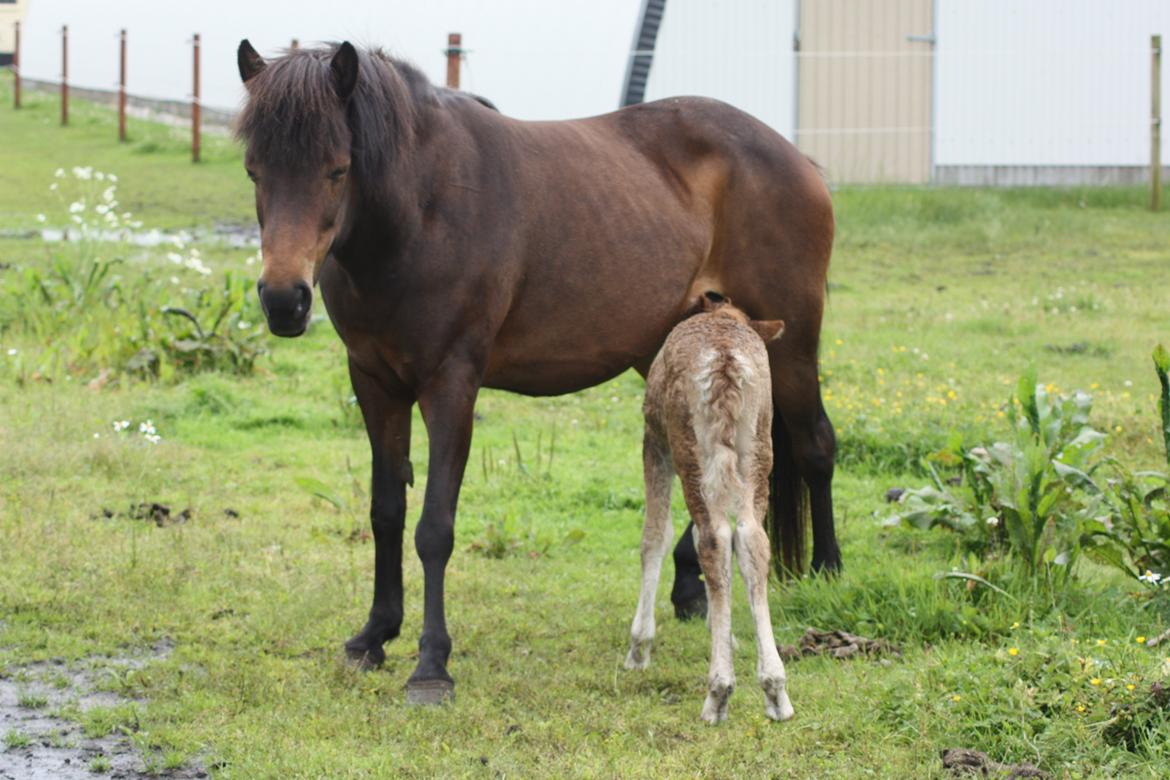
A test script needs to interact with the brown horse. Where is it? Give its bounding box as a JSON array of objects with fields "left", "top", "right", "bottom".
[{"left": 234, "top": 40, "right": 839, "bottom": 704}]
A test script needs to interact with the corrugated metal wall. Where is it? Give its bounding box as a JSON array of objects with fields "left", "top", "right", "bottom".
[
  {"left": 638, "top": 0, "right": 1170, "bottom": 184},
  {"left": 935, "top": 0, "right": 1170, "bottom": 184},
  {"left": 797, "top": 0, "right": 933, "bottom": 183},
  {"left": 642, "top": 0, "right": 797, "bottom": 140}
]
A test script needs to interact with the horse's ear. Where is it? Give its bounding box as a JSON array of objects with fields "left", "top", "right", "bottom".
[
  {"left": 331, "top": 42, "right": 360, "bottom": 101},
  {"left": 238, "top": 39, "right": 266, "bottom": 84},
  {"left": 750, "top": 319, "right": 785, "bottom": 343}
]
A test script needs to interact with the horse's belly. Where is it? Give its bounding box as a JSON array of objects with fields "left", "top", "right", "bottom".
[{"left": 482, "top": 354, "right": 631, "bottom": 397}]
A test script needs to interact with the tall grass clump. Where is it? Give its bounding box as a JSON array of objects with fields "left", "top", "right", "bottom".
[{"left": 0, "top": 168, "right": 265, "bottom": 384}]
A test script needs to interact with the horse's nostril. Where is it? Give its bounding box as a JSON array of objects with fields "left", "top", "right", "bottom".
[{"left": 294, "top": 281, "right": 311, "bottom": 312}]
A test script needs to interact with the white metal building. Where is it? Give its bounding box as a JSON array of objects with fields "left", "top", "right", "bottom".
[
  {"left": 0, "top": 0, "right": 27, "bottom": 67},
  {"left": 629, "top": 0, "right": 1170, "bottom": 184}
]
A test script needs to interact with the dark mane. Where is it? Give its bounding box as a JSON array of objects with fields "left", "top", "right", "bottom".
[{"left": 234, "top": 44, "right": 431, "bottom": 181}]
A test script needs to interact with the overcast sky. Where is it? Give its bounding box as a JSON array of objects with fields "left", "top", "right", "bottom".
[{"left": 19, "top": 0, "right": 645, "bottom": 119}]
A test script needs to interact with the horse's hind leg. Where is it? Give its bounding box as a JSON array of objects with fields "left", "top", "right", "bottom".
[
  {"left": 626, "top": 430, "right": 674, "bottom": 670},
  {"left": 771, "top": 353, "right": 841, "bottom": 574}
]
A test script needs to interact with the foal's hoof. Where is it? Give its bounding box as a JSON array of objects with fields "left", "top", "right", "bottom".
[
  {"left": 673, "top": 596, "right": 707, "bottom": 622},
  {"left": 343, "top": 637, "right": 386, "bottom": 670},
  {"left": 405, "top": 678, "right": 455, "bottom": 706}
]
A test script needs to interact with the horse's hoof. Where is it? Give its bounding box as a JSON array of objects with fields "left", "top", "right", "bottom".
[
  {"left": 673, "top": 596, "right": 707, "bottom": 621},
  {"left": 405, "top": 678, "right": 455, "bottom": 706},
  {"left": 343, "top": 637, "right": 385, "bottom": 670}
]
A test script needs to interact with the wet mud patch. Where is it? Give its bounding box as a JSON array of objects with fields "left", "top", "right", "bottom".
[{"left": 0, "top": 640, "right": 205, "bottom": 779}]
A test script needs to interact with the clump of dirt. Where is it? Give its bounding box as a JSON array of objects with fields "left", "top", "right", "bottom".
[
  {"left": 94, "top": 504, "right": 193, "bottom": 527},
  {"left": 777, "top": 628, "right": 902, "bottom": 662},
  {"left": 941, "top": 748, "right": 1049, "bottom": 778},
  {"left": 0, "top": 640, "right": 205, "bottom": 779}
]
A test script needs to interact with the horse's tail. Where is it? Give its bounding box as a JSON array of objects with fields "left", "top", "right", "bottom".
[
  {"left": 769, "top": 409, "right": 808, "bottom": 577},
  {"left": 695, "top": 349, "right": 749, "bottom": 520}
]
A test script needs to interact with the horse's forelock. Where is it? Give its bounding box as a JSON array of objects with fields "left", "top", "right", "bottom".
[{"left": 234, "top": 44, "right": 421, "bottom": 175}]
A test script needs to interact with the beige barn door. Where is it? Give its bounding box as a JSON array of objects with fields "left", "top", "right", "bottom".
[{"left": 797, "top": 0, "right": 934, "bottom": 184}]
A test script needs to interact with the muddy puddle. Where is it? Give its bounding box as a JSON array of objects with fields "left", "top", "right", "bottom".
[
  {"left": 0, "top": 640, "right": 206, "bottom": 779},
  {"left": 0, "top": 224, "right": 258, "bottom": 250}
]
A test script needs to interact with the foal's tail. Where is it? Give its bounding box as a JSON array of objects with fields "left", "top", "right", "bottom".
[{"left": 695, "top": 350, "right": 750, "bottom": 519}]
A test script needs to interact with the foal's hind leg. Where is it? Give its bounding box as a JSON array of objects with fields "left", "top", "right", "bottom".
[
  {"left": 626, "top": 431, "right": 674, "bottom": 670},
  {"left": 677, "top": 453, "right": 735, "bottom": 723},
  {"left": 735, "top": 434, "right": 794, "bottom": 721}
]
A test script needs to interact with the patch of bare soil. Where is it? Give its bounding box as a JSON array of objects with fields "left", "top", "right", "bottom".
[
  {"left": 777, "top": 628, "right": 903, "bottom": 662},
  {"left": 0, "top": 640, "right": 205, "bottom": 779},
  {"left": 941, "top": 748, "right": 1050, "bottom": 778}
]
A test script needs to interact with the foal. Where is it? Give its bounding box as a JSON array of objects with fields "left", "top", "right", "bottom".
[{"left": 626, "top": 298, "right": 794, "bottom": 724}]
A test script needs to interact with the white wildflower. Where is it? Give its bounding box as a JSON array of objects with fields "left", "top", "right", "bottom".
[
  {"left": 54, "top": 168, "right": 65, "bottom": 178},
  {"left": 72, "top": 166, "right": 93, "bottom": 180},
  {"left": 139, "top": 420, "right": 156, "bottom": 436},
  {"left": 113, "top": 420, "right": 130, "bottom": 432},
  {"left": 1138, "top": 570, "right": 1164, "bottom": 585},
  {"left": 170, "top": 276, "right": 180, "bottom": 285},
  {"left": 36, "top": 214, "right": 46, "bottom": 223},
  {"left": 144, "top": 433, "right": 161, "bottom": 445},
  {"left": 95, "top": 171, "right": 105, "bottom": 181},
  {"left": 69, "top": 201, "right": 85, "bottom": 214},
  {"left": 6, "top": 348, "right": 17, "bottom": 356},
  {"left": 95, "top": 204, "right": 110, "bottom": 216},
  {"left": 93, "top": 433, "right": 101, "bottom": 439},
  {"left": 102, "top": 186, "right": 116, "bottom": 203},
  {"left": 167, "top": 252, "right": 183, "bottom": 265},
  {"left": 238, "top": 321, "right": 251, "bottom": 329},
  {"left": 49, "top": 182, "right": 59, "bottom": 191},
  {"left": 108, "top": 173, "right": 118, "bottom": 182},
  {"left": 985, "top": 516, "right": 1000, "bottom": 527}
]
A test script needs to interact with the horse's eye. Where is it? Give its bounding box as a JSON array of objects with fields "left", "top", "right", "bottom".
[
  {"left": 246, "top": 169, "right": 258, "bottom": 183},
  {"left": 328, "top": 167, "right": 349, "bottom": 182}
]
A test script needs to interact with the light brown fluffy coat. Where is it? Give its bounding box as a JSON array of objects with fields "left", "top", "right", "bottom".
[{"left": 626, "top": 301, "right": 794, "bottom": 723}]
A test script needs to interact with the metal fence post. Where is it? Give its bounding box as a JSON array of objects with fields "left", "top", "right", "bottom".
[
  {"left": 1153, "top": 34, "right": 1162, "bottom": 212},
  {"left": 445, "top": 32, "right": 462, "bottom": 89},
  {"left": 192, "top": 33, "right": 201, "bottom": 163},
  {"left": 12, "top": 20, "right": 20, "bottom": 109},
  {"left": 60, "top": 25, "right": 68, "bottom": 125},
  {"left": 118, "top": 29, "right": 127, "bottom": 142}
]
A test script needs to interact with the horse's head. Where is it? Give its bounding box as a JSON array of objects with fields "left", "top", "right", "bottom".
[{"left": 235, "top": 40, "right": 359, "bottom": 337}]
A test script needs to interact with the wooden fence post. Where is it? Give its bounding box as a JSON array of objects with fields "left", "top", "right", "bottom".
[
  {"left": 290, "top": 38, "right": 299, "bottom": 50},
  {"left": 445, "top": 32, "right": 462, "bottom": 89},
  {"left": 192, "top": 33, "right": 201, "bottom": 163},
  {"left": 1153, "top": 34, "right": 1162, "bottom": 212},
  {"left": 118, "top": 29, "right": 127, "bottom": 142},
  {"left": 12, "top": 20, "right": 20, "bottom": 109},
  {"left": 60, "top": 25, "right": 68, "bottom": 125}
]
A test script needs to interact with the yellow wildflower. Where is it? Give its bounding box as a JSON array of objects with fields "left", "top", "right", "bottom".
[
  {"left": 1008, "top": 648, "right": 1019, "bottom": 657},
  {"left": 1096, "top": 639, "right": 1107, "bottom": 646},
  {"left": 1126, "top": 684, "right": 1136, "bottom": 691},
  {"left": 1075, "top": 704, "right": 1086, "bottom": 713},
  {"left": 1011, "top": 621, "right": 1020, "bottom": 630},
  {"left": 951, "top": 694, "right": 961, "bottom": 702},
  {"left": 1090, "top": 678, "right": 1102, "bottom": 686},
  {"left": 1136, "top": 636, "right": 1146, "bottom": 644}
]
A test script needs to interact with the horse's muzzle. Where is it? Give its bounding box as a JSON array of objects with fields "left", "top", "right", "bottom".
[{"left": 258, "top": 280, "right": 312, "bottom": 337}]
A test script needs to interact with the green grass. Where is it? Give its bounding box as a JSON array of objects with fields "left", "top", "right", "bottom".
[
  {"left": 0, "top": 79, "right": 252, "bottom": 230},
  {"left": 1, "top": 81, "right": 1169, "bottom": 778}
]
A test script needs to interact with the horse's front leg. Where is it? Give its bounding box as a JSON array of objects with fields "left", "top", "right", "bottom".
[
  {"left": 406, "top": 361, "right": 480, "bottom": 704},
  {"left": 344, "top": 360, "right": 414, "bottom": 668}
]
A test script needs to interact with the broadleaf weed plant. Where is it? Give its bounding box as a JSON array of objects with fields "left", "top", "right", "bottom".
[
  {"left": 0, "top": 168, "right": 266, "bottom": 384},
  {"left": 889, "top": 368, "right": 1108, "bottom": 592}
]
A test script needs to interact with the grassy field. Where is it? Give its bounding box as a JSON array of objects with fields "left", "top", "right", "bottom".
[{"left": 2, "top": 81, "right": 1170, "bottom": 778}]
